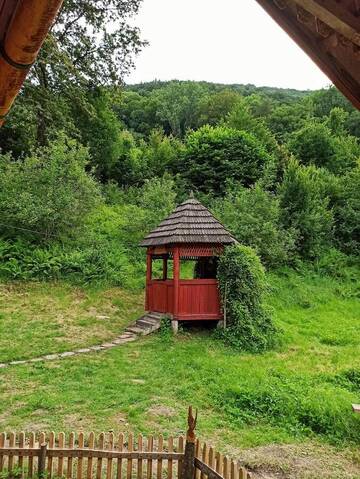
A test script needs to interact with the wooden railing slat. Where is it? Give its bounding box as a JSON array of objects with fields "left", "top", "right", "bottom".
[
  {"left": 156, "top": 435, "right": 163, "bottom": 479},
  {"left": 177, "top": 436, "right": 184, "bottom": 479},
  {"left": 28, "top": 432, "right": 35, "bottom": 478},
  {"left": 147, "top": 435, "right": 153, "bottom": 479},
  {"left": 127, "top": 433, "right": 133, "bottom": 479},
  {"left": 8, "top": 432, "right": 15, "bottom": 473},
  {"left": 96, "top": 433, "right": 105, "bottom": 479},
  {"left": 67, "top": 432, "right": 75, "bottom": 479},
  {"left": 0, "top": 433, "right": 5, "bottom": 473},
  {"left": 87, "top": 432, "right": 95, "bottom": 479},
  {"left": 47, "top": 431, "right": 55, "bottom": 478},
  {"left": 116, "top": 433, "right": 124, "bottom": 479},
  {"left": 18, "top": 431, "right": 25, "bottom": 476},
  {"left": 137, "top": 434, "right": 143, "bottom": 479},
  {"left": 78, "top": 432, "right": 85, "bottom": 479},
  {"left": 57, "top": 432, "right": 65, "bottom": 478}
]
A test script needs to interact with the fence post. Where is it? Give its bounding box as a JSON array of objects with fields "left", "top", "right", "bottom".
[
  {"left": 38, "top": 442, "right": 47, "bottom": 478},
  {"left": 181, "top": 406, "right": 197, "bottom": 479}
]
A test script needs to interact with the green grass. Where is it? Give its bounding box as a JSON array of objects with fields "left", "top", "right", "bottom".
[
  {"left": 0, "top": 270, "right": 360, "bottom": 476},
  {"left": 0, "top": 282, "right": 143, "bottom": 362}
]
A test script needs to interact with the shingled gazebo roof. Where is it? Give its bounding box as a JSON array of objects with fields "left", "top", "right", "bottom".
[{"left": 140, "top": 197, "right": 237, "bottom": 247}]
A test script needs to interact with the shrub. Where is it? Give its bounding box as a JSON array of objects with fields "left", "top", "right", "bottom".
[
  {"left": 0, "top": 133, "right": 101, "bottom": 241},
  {"left": 178, "top": 125, "right": 272, "bottom": 195},
  {"left": 279, "top": 160, "right": 334, "bottom": 260},
  {"left": 216, "top": 245, "right": 277, "bottom": 352},
  {"left": 212, "top": 184, "right": 296, "bottom": 268}
]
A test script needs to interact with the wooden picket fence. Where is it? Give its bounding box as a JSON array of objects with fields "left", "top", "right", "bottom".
[
  {"left": 0, "top": 408, "right": 252, "bottom": 479},
  {"left": 0, "top": 432, "right": 251, "bottom": 479}
]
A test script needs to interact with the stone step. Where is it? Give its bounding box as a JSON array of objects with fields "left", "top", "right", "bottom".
[
  {"left": 136, "top": 319, "right": 157, "bottom": 329},
  {"left": 125, "top": 326, "right": 148, "bottom": 335}
]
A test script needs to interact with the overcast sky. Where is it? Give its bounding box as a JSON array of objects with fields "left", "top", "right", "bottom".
[{"left": 126, "top": 0, "right": 331, "bottom": 90}]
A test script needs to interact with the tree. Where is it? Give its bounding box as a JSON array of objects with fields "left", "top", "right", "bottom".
[
  {"left": 335, "top": 165, "right": 360, "bottom": 256},
  {"left": 279, "top": 160, "right": 334, "bottom": 259},
  {"left": 177, "top": 125, "right": 272, "bottom": 195},
  {"left": 288, "top": 120, "right": 359, "bottom": 174},
  {"left": 198, "top": 90, "right": 241, "bottom": 126},
  {"left": 0, "top": 133, "right": 101, "bottom": 241},
  {"left": 212, "top": 184, "right": 295, "bottom": 267}
]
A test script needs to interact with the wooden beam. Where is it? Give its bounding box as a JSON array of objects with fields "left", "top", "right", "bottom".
[
  {"left": 294, "top": 0, "right": 360, "bottom": 46},
  {"left": 352, "top": 404, "right": 360, "bottom": 414}
]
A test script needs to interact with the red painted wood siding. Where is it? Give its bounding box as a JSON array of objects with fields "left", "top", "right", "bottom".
[{"left": 146, "top": 279, "right": 222, "bottom": 320}]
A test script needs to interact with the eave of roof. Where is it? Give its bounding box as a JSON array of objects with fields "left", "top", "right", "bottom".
[
  {"left": 140, "top": 198, "right": 237, "bottom": 247},
  {"left": 255, "top": 0, "right": 360, "bottom": 110}
]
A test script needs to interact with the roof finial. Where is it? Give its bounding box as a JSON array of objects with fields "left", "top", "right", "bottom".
[{"left": 189, "top": 190, "right": 195, "bottom": 199}]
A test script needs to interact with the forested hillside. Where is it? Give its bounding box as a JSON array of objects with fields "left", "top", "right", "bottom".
[{"left": 0, "top": 77, "right": 359, "bottom": 287}]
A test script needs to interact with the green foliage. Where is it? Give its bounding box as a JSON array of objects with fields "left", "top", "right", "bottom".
[
  {"left": 335, "top": 165, "right": 360, "bottom": 256},
  {"left": 213, "top": 184, "right": 295, "bottom": 267},
  {"left": 216, "top": 245, "right": 277, "bottom": 352},
  {"left": 178, "top": 125, "right": 272, "bottom": 195},
  {"left": 0, "top": 134, "right": 101, "bottom": 241},
  {"left": 279, "top": 160, "right": 334, "bottom": 260}
]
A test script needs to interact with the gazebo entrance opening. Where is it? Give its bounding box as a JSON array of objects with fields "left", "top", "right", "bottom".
[{"left": 140, "top": 196, "right": 237, "bottom": 332}]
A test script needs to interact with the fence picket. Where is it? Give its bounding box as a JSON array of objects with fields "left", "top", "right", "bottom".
[
  {"left": 156, "top": 435, "right": 163, "bottom": 479},
  {"left": 116, "top": 434, "right": 124, "bottom": 479},
  {"left": 47, "top": 431, "right": 55, "bottom": 478},
  {"left": 147, "top": 435, "right": 153, "bottom": 479},
  {"left": 28, "top": 432, "right": 35, "bottom": 478},
  {"left": 230, "top": 460, "right": 237, "bottom": 479},
  {"left": 77, "top": 432, "right": 85, "bottom": 479},
  {"left": 18, "top": 431, "right": 25, "bottom": 476},
  {"left": 223, "top": 456, "right": 229, "bottom": 479},
  {"left": 127, "top": 433, "right": 133, "bottom": 479},
  {"left": 200, "top": 443, "right": 207, "bottom": 479},
  {"left": 106, "top": 433, "right": 114, "bottom": 479},
  {"left": 208, "top": 447, "right": 214, "bottom": 471},
  {"left": 67, "top": 432, "right": 75, "bottom": 479},
  {"left": 8, "top": 432, "right": 15, "bottom": 473},
  {"left": 86, "top": 432, "right": 95, "bottom": 479},
  {"left": 39, "top": 432, "right": 46, "bottom": 478},
  {"left": 137, "top": 434, "right": 143, "bottom": 479},
  {"left": 96, "top": 433, "right": 105, "bottom": 479},
  {"left": 195, "top": 439, "right": 200, "bottom": 479},
  {"left": 58, "top": 432, "right": 65, "bottom": 478},
  {"left": 215, "top": 452, "right": 222, "bottom": 476},
  {"left": 0, "top": 432, "right": 5, "bottom": 473},
  {"left": 177, "top": 436, "right": 184, "bottom": 479}
]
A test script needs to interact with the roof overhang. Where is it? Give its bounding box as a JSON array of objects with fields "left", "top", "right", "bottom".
[
  {"left": 0, "top": 0, "right": 64, "bottom": 125},
  {"left": 254, "top": 0, "right": 360, "bottom": 110}
]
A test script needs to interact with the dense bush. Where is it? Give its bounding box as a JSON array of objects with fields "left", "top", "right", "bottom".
[
  {"left": 279, "top": 160, "right": 334, "bottom": 260},
  {"left": 216, "top": 245, "right": 277, "bottom": 352},
  {"left": 0, "top": 134, "right": 101, "bottom": 240},
  {"left": 177, "top": 125, "right": 272, "bottom": 195},
  {"left": 212, "top": 184, "right": 295, "bottom": 267}
]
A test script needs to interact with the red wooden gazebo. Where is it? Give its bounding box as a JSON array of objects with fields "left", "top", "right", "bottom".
[{"left": 140, "top": 196, "right": 237, "bottom": 332}]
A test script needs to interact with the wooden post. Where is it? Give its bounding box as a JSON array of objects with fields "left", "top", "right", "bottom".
[
  {"left": 173, "top": 246, "right": 180, "bottom": 318},
  {"left": 181, "top": 407, "right": 197, "bottom": 479},
  {"left": 38, "top": 442, "right": 47, "bottom": 479},
  {"left": 145, "top": 251, "right": 152, "bottom": 311}
]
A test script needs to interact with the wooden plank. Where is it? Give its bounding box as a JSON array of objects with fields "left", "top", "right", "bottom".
[
  {"left": 230, "top": 460, "right": 237, "bottom": 479},
  {"left": 352, "top": 404, "right": 360, "bottom": 414},
  {"left": 156, "top": 435, "right": 163, "bottom": 479},
  {"left": 177, "top": 436, "right": 184, "bottom": 479},
  {"left": 106, "top": 433, "right": 114, "bottom": 479},
  {"left": 96, "top": 433, "right": 105, "bottom": 479},
  {"left": 87, "top": 432, "right": 95, "bottom": 479},
  {"left": 47, "top": 431, "right": 55, "bottom": 478},
  {"left": 18, "top": 431, "right": 25, "bottom": 477},
  {"left": 195, "top": 440, "right": 200, "bottom": 479},
  {"left": 39, "top": 432, "right": 46, "bottom": 477},
  {"left": 78, "top": 432, "right": 85, "bottom": 479},
  {"left": 0, "top": 432, "right": 5, "bottom": 473},
  {"left": 223, "top": 456, "right": 229, "bottom": 479},
  {"left": 67, "top": 432, "right": 75, "bottom": 479},
  {"left": 127, "top": 434, "right": 133, "bottom": 479},
  {"left": 167, "top": 436, "right": 173, "bottom": 479},
  {"left": 200, "top": 443, "right": 207, "bottom": 479},
  {"left": 116, "top": 434, "right": 124, "bottom": 479},
  {"left": 8, "top": 432, "right": 15, "bottom": 473},
  {"left": 28, "top": 432, "right": 35, "bottom": 478},
  {"left": 147, "top": 435, "right": 153, "bottom": 479},
  {"left": 208, "top": 447, "right": 214, "bottom": 471},
  {"left": 137, "top": 434, "right": 143, "bottom": 479},
  {"left": 57, "top": 432, "right": 65, "bottom": 478},
  {"left": 215, "top": 452, "right": 222, "bottom": 476},
  {"left": 194, "top": 458, "right": 223, "bottom": 479}
]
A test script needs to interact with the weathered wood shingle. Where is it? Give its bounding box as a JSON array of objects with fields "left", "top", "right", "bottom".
[{"left": 140, "top": 197, "right": 237, "bottom": 247}]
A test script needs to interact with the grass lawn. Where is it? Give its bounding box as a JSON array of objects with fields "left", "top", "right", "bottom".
[
  {"left": 0, "top": 269, "right": 360, "bottom": 477},
  {"left": 0, "top": 282, "right": 143, "bottom": 362}
]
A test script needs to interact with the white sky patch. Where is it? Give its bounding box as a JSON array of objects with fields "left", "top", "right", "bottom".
[{"left": 126, "top": 0, "right": 330, "bottom": 90}]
